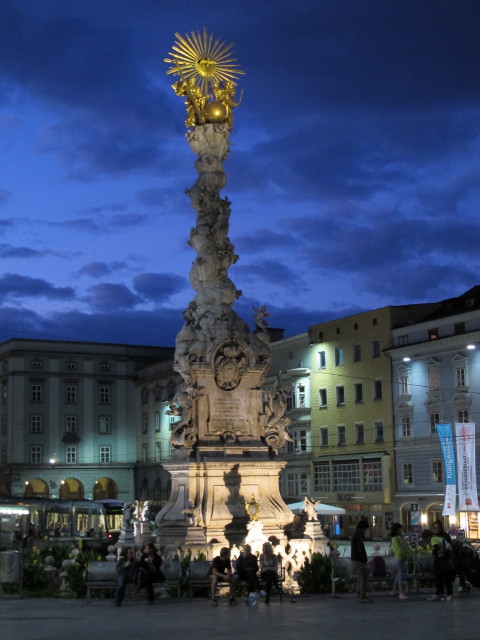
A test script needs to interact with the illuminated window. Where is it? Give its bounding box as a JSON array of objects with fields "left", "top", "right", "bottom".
[
  {"left": 66, "top": 445, "right": 77, "bottom": 464},
  {"left": 333, "top": 461, "right": 359, "bottom": 491},
  {"left": 432, "top": 460, "right": 443, "bottom": 483},
  {"left": 336, "top": 386, "right": 345, "bottom": 406},
  {"left": 335, "top": 348, "right": 344, "bottom": 366},
  {"left": 402, "top": 462, "right": 413, "bottom": 485},
  {"left": 314, "top": 463, "right": 330, "bottom": 492}
]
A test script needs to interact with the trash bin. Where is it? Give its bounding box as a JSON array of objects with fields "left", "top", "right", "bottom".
[{"left": 0, "top": 551, "right": 23, "bottom": 597}]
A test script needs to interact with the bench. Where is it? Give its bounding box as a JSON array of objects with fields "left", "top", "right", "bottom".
[
  {"left": 85, "top": 561, "right": 117, "bottom": 602},
  {"left": 331, "top": 555, "right": 416, "bottom": 597},
  {"left": 85, "top": 560, "right": 180, "bottom": 602},
  {"left": 187, "top": 559, "right": 285, "bottom": 601}
]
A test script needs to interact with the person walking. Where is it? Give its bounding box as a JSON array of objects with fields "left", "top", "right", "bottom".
[
  {"left": 351, "top": 519, "right": 371, "bottom": 603},
  {"left": 390, "top": 523, "right": 411, "bottom": 600}
]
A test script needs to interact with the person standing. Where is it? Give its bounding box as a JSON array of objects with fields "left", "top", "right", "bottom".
[
  {"left": 390, "top": 523, "right": 411, "bottom": 599},
  {"left": 351, "top": 520, "right": 371, "bottom": 603},
  {"left": 427, "top": 520, "right": 454, "bottom": 601}
]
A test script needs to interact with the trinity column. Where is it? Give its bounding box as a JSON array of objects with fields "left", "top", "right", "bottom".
[{"left": 156, "top": 30, "right": 293, "bottom": 550}]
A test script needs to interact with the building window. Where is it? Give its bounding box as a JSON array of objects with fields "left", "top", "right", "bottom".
[
  {"left": 458, "top": 409, "right": 469, "bottom": 423},
  {"left": 296, "top": 384, "right": 306, "bottom": 408},
  {"left": 66, "top": 445, "right": 77, "bottom": 464},
  {"left": 314, "top": 463, "right": 330, "bottom": 492},
  {"left": 154, "top": 385, "right": 161, "bottom": 401},
  {"left": 432, "top": 460, "right": 443, "bottom": 483},
  {"left": 319, "top": 388, "right": 328, "bottom": 408},
  {"left": 354, "top": 383, "right": 363, "bottom": 403},
  {"left": 401, "top": 416, "right": 411, "bottom": 438},
  {"left": 99, "top": 416, "right": 111, "bottom": 434},
  {"left": 30, "top": 445, "right": 42, "bottom": 464},
  {"left": 1, "top": 416, "right": 6, "bottom": 434},
  {"left": 99, "top": 362, "right": 111, "bottom": 372},
  {"left": 334, "top": 348, "right": 344, "bottom": 366},
  {"left": 336, "top": 386, "right": 345, "bottom": 406},
  {"left": 455, "top": 367, "right": 466, "bottom": 388},
  {"left": 154, "top": 411, "right": 161, "bottom": 432},
  {"left": 320, "top": 427, "right": 329, "bottom": 447},
  {"left": 285, "top": 389, "right": 294, "bottom": 411},
  {"left": 287, "top": 427, "right": 309, "bottom": 454},
  {"left": 353, "top": 344, "right": 361, "bottom": 362},
  {"left": 155, "top": 442, "right": 162, "bottom": 462},
  {"left": 337, "top": 425, "right": 346, "bottom": 445},
  {"left": 99, "top": 386, "right": 111, "bottom": 404},
  {"left": 356, "top": 423, "right": 364, "bottom": 444},
  {"left": 374, "top": 380, "right": 383, "bottom": 400},
  {"left": 142, "top": 387, "right": 149, "bottom": 404},
  {"left": 142, "top": 443, "right": 149, "bottom": 462},
  {"left": 99, "top": 445, "right": 111, "bottom": 463},
  {"left": 30, "top": 415, "right": 43, "bottom": 433},
  {"left": 65, "top": 384, "right": 77, "bottom": 404},
  {"left": 65, "top": 415, "right": 77, "bottom": 433},
  {"left": 318, "top": 351, "right": 326, "bottom": 369},
  {"left": 430, "top": 413, "right": 441, "bottom": 435},
  {"left": 428, "top": 328, "right": 439, "bottom": 340},
  {"left": 31, "top": 383, "right": 43, "bottom": 403},
  {"left": 142, "top": 414, "right": 149, "bottom": 434},
  {"left": 372, "top": 340, "right": 381, "bottom": 358},
  {"left": 375, "top": 421, "right": 384, "bottom": 443},
  {"left": 66, "top": 360, "right": 77, "bottom": 370},
  {"left": 286, "top": 472, "right": 308, "bottom": 497},
  {"left": 363, "top": 460, "right": 382, "bottom": 491},
  {"left": 454, "top": 322, "right": 465, "bottom": 335},
  {"left": 31, "top": 358, "right": 43, "bottom": 369},
  {"left": 333, "top": 461, "right": 360, "bottom": 491},
  {"left": 428, "top": 368, "right": 440, "bottom": 390},
  {"left": 398, "top": 335, "right": 409, "bottom": 346},
  {"left": 402, "top": 462, "right": 413, "bottom": 485},
  {"left": 400, "top": 375, "right": 409, "bottom": 395},
  {"left": 1, "top": 382, "right": 7, "bottom": 404}
]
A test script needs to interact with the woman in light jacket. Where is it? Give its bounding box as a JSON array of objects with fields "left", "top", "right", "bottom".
[{"left": 390, "top": 522, "right": 411, "bottom": 600}]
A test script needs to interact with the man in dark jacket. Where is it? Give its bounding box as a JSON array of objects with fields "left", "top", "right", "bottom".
[
  {"left": 351, "top": 520, "right": 371, "bottom": 603},
  {"left": 236, "top": 544, "right": 259, "bottom": 593}
]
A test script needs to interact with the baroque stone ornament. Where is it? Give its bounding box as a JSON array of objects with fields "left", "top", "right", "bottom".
[{"left": 214, "top": 339, "right": 247, "bottom": 390}]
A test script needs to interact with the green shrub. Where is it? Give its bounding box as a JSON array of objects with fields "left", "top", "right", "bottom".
[{"left": 296, "top": 553, "right": 332, "bottom": 594}]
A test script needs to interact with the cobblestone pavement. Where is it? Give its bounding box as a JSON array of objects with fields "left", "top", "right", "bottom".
[{"left": 0, "top": 589, "right": 478, "bottom": 640}]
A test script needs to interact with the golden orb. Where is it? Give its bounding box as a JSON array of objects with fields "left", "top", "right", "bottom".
[{"left": 204, "top": 100, "right": 227, "bottom": 123}]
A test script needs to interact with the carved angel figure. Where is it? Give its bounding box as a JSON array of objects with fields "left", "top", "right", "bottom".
[
  {"left": 253, "top": 305, "right": 271, "bottom": 331},
  {"left": 182, "top": 500, "right": 204, "bottom": 527},
  {"left": 213, "top": 80, "right": 242, "bottom": 128},
  {"left": 304, "top": 496, "right": 319, "bottom": 522}
]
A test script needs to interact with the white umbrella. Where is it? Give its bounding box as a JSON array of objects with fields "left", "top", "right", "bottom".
[{"left": 287, "top": 500, "right": 346, "bottom": 515}]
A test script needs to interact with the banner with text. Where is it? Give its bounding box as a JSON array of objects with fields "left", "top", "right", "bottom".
[
  {"left": 436, "top": 423, "right": 457, "bottom": 516},
  {"left": 455, "top": 422, "right": 479, "bottom": 511}
]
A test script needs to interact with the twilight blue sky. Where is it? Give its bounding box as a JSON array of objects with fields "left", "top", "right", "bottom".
[{"left": 0, "top": 0, "right": 479, "bottom": 346}]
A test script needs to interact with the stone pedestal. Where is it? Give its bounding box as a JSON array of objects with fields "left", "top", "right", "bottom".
[
  {"left": 156, "top": 459, "right": 292, "bottom": 552},
  {"left": 303, "top": 521, "right": 328, "bottom": 555}
]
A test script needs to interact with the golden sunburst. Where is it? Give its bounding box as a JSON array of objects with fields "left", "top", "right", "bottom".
[{"left": 165, "top": 28, "right": 244, "bottom": 97}]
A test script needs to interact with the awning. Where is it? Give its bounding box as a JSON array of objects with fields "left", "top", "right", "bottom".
[
  {"left": 287, "top": 500, "right": 346, "bottom": 515},
  {"left": 314, "top": 452, "right": 389, "bottom": 462}
]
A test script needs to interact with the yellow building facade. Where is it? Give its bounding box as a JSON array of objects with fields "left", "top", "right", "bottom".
[{"left": 308, "top": 305, "right": 434, "bottom": 539}]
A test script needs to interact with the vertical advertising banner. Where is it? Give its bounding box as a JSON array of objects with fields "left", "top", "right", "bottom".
[
  {"left": 436, "top": 423, "right": 457, "bottom": 515},
  {"left": 455, "top": 422, "right": 479, "bottom": 511}
]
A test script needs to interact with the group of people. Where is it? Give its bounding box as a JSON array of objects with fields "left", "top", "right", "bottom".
[
  {"left": 115, "top": 543, "right": 164, "bottom": 606},
  {"left": 351, "top": 518, "right": 462, "bottom": 603},
  {"left": 114, "top": 541, "right": 281, "bottom": 607},
  {"left": 210, "top": 542, "right": 281, "bottom": 605}
]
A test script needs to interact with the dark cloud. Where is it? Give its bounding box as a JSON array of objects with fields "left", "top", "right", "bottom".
[
  {"left": 85, "top": 283, "right": 142, "bottom": 312},
  {"left": 233, "top": 260, "right": 307, "bottom": 293},
  {"left": 133, "top": 272, "right": 188, "bottom": 302},
  {"left": 234, "top": 230, "right": 294, "bottom": 255},
  {"left": 0, "top": 273, "right": 75, "bottom": 300},
  {"left": 0, "top": 244, "right": 56, "bottom": 259},
  {"left": 78, "top": 261, "right": 127, "bottom": 278}
]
